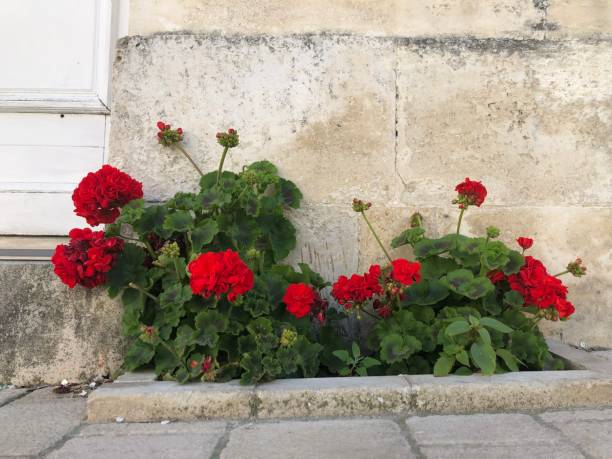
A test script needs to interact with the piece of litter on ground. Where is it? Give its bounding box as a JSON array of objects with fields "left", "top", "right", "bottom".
[
  {"left": 160, "top": 420, "right": 171, "bottom": 425},
  {"left": 61, "top": 379, "right": 68, "bottom": 386},
  {"left": 79, "top": 390, "right": 87, "bottom": 397},
  {"left": 89, "top": 382, "right": 96, "bottom": 389},
  {"left": 115, "top": 416, "right": 125, "bottom": 423}
]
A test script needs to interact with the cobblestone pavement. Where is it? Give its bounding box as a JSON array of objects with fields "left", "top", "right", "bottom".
[{"left": 1, "top": 387, "right": 611, "bottom": 458}]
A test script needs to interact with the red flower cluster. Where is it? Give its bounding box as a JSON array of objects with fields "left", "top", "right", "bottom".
[
  {"left": 487, "top": 270, "right": 506, "bottom": 284},
  {"left": 283, "top": 283, "right": 316, "bottom": 319},
  {"left": 508, "top": 256, "right": 575, "bottom": 318},
  {"left": 72, "top": 165, "right": 143, "bottom": 226},
  {"left": 331, "top": 265, "right": 382, "bottom": 309},
  {"left": 454, "top": 177, "right": 487, "bottom": 208},
  {"left": 517, "top": 237, "right": 534, "bottom": 251},
  {"left": 52, "top": 228, "right": 124, "bottom": 288},
  {"left": 188, "top": 249, "right": 254, "bottom": 302},
  {"left": 390, "top": 259, "right": 421, "bottom": 286}
]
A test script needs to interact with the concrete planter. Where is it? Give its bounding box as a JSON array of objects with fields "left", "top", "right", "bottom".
[{"left": 87, "top": 340, "right": 612, "bottom": 423}]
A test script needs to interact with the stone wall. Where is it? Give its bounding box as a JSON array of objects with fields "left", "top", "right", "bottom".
[
  {"left": 108, "top": 0, "right": 612, "bottom": 349},
  {"left": 0, "top": 263, "right": 124, "bottom": 385}
]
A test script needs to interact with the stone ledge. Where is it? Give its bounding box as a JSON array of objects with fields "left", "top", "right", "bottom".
[{"left": 88, "top": 343, "right": 612, "bottom": 422}]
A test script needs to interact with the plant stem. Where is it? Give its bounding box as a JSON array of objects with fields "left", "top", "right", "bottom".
[
  {"left": 118, "top": 235, "right": 156, "bottom": 258},
  {"left": 553, "top": 270, "right": 570, "bottom": 277},
  {"left": 128, "top": 282, "right": 159, "bottom": 303},
  {"left": 360, "top": 307, "right": 382, "bottom": 321},
  {"left": 360, "top": 211, "right": 392, "bottom": 263},
  {"left": 172, "top": 258, "right": 182, "bottom": 280},
  {"left": 174, "top": 144, "right": 204, "bottom": 177},
  {"left": 216, "top": 146, "right": 230, "bottom": 185},
  {"left": 455, "top": 207, "right": 465, "bottom": 248},
  {"left": 529, "top": 316, "right": 543, "bottom": 331},
  {"left": 143, "top": 240, "right": 157, "bottom": 258}
]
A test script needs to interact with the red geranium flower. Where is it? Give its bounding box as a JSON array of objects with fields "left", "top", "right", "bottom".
[
  {"left": 72, "top": 165, "right": 143, "bottom": 226},
  {"left": 508, "top": 256, "right": 574, "bottom": 318},
  {"left": 390, "top": 258, "right": 421, "bottom": 286},
  {"left": 157, "top": 120, "right": 184, "bottom": 146},
  {"left": 283, "top": 283, "right": 316, "bottom": 319},
  {"left": 516, "top": 237, "right": 534, "bottom": 251},
  {"left": 52, "top": 228, "right": 124, "bottom": 288},
  {"left": 188, "top": 249, "right": 254, "bottom": 302},
  {"left": 454, "top": 177, "right": 487, "bottom": 208},
  {"left": 331, "top": 264, "right": 382, "bottom": 309},
  {"left": 487, "top": 270, "right": 506, "bottom": 284}
]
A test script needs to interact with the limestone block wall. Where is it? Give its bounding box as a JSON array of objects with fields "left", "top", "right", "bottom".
[{"left": 109, "top": 0, "right": 612, "bottom": 348}]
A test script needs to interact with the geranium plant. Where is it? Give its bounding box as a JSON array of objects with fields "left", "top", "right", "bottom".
[
  {"left": 53, "top": 122, "right": 586, "bottom": 383},
  {"left": 319, "top": 178, "right": 586, "bottom": 376}
]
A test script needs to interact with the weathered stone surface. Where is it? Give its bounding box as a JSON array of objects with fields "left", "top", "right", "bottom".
[
  {"left": 395, "top": 40, "right": 612, "bottom": 208},
  {"left": 407, "top": 371, "right": 612, "bottom": 413},
  {"left": 221, "top": 419, "right": 414, "bottom": 458},
  {"left": 129, "top": 0, "right": 542, "bottom": 39},
  {"left": 87, "top": 380, "right": 254, "bottom": 422},
  {"left": 76, "top": 420, "right": 227, "bottom": 437},
  {"left": 0, "top": 387, "right": 28, "bottom": 407},
  {"left": 46, "top": 433, "right": 223, "bottom": 459},
  {"left": 285, "top": 204, "right": 359, "bottom": 281},
  {"left": 0, "top": 390, "right": 85, "bottom": 456},
  {"left": 254, "top": 376, "right": 413, "bottom": 418},
  {"left": 418, "top": 444, "right": 584, "bottom": 458},
  {"left": 539, "top": 408, "right": 612, "bottom": 458},
  {"left": 0, "top": 262, "right": 124, "bottom": 385},
  {"left": 547, "top": 1, "right": 612, "bottom": 38},
  {"left": 547, "top": 339, "right": 612, "bottom": 373},
  {"left": 111, "top": 34, "right": 396, "bottom": 206}
]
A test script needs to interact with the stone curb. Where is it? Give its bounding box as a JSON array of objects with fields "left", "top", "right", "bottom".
[{"left": 87, "top": 341, "right": 612, "bottom": 423}]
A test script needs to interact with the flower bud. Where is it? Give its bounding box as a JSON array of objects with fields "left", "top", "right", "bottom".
[
  {"left": 566, "top": 258, "right": 587, "bottom": 277},
  {"left": 246, "top": 247, "right": 262, "bottom": 261},
  {"left": 486, "top": 226, "right": 500, "bottom": 239},
  {"left": 216, "top": 128, "right": 240, "bottom": 148},
  {"left": 352, "top": 198, "right": 372, "bottom": 213},
  {"left": 156, "top": 120, "right": 184, "bottom": 146},
  {"left": 159, "top": 241, "right": 180, "bottom": 258},
  {"left": 409, "top": 212, "right": 423, "bottom": 228},
  {"left": 280, "top": 328, "right": 298, "bottom": 347}
]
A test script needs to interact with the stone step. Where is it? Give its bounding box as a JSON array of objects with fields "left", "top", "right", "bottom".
[{"left": 88, "top": 367, "right": 612, "bottom": 423}]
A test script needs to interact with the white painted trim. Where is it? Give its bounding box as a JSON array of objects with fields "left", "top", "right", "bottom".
[{"left": 0, "top": 0, "right": 114, "bottom": 115}]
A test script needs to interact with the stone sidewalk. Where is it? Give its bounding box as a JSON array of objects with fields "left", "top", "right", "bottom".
[{"left": 1, "top": 387, "right": 611, "bottom": 458}]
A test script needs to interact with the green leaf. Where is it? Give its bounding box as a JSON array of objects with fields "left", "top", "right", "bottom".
[
  {"left": 456, "top": 349, "right": 470, "bottom": 366},
  {"left": 413, "top": 235, "right": 456, "bottom": 258},
  {"left": 443, "top": 269, "right": 494, "bottom": 300},
  {"left": 402, "top": 279, "right": 450, "bottom": 305},
  {"left": 191, "top": 219, "right": 219, "bottom": 252},
  {"left": 278, "top": 178, "right": 303, "bottom": 209},
  {"left": 106, "top": 244, "right": 147, "bottom": 291},
  {"left": 159, "top": 283, "right": 192, "bottom": 309},
  {"left": 297, "top": 263, "right": 329, "bottom": 289},
  {"left": 433, "top": 354, "right": 455, "bottom": 377},
  {"left": 133, "top": 204, "right": 167, "bottom": 235},
  {"left": 418, "top": 257, "right": 461, "bottom": 279},
  {"left": 351, "top": 342, "right": 361, "bottom": 359},
  {"left": 478, "top": 327, "right": 491, "bottom": 345},
  {"left": 503, "top": 250, "right": 525, "bottom": 275},
  {"left": 361, "top": 357, "right": 380, "bottom": 369},
  {"left": 123, "top": 340, "right": 155, "bottom": 371},
  {"left": 454, "top": 366, "right": 473, "bottom": 376},
  {"left": 379, "top": 334, "right": 421, "bottom": 364},
  {"left": 480, "top": 317, "right": 513, "bottom": 333},
  {"left": 121, "top": 288, "right": 145, "bottom": 336},
  {"left": 258, "top": 215, "right": 296, "bottom": 261},
  {"left": 163, "top": 210, "right": 194, "bottom": 232},
  {"left": 496, "top": 348, "right": 520, "bottom": 372},
  {"left": 445, "top": 320, "right": 471, "bottom": 337},
  {"left": 332, "top": 350, "right": 350, "bottom": 363},
  {"left": 355, "top": 367, "right": 367, "bottom": 377},
  {"left": 391, "top": 227, "right": 425, "bottom": 249},
  {"left": 503, "top": 290, "right": 524, "bottom": 308},
  {"left": 482, "top": 291, "right": 502, "bottom": 315},
  {"left": 470, "top": 340, "right": 497, "bottom": 375}
]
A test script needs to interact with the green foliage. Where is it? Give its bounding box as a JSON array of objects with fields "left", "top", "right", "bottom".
[{"left": 332, "top": 342, "right": 380, "bottom": 376}]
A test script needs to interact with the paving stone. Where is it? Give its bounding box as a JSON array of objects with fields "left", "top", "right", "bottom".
[
  {"left": 46, "top": 433, "right": 222, "bottom": 459},
  {"left": 419, "top": 444, "right": 584, "bottom": 459},
  {"left": 0, "top": 388, "right": 28, "bottom": 407},
  {"left": 548, "top": 420, "right": 612, "bottom": 459},
  {"left": 540, "top": 408, "right": 612, "bottom": 423},
  {"left": 255, "top": 376, "right": 413, "bottom": 418},
  {"left": 0, "top": 393, "right": 85, "bottom": 456},
  {"left": 406, "top": 413, "right": 561, "bottom": 445},
  {"left": 77, "top": 420, "right": 227, "bottom": 437},
  {"left": 220, "top": 419, "right": 414, "bottom": 459}
]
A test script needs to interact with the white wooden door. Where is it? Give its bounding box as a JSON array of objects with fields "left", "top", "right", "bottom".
[{"left": 0, "top": 0, "right": 118, "bottom": 235}]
